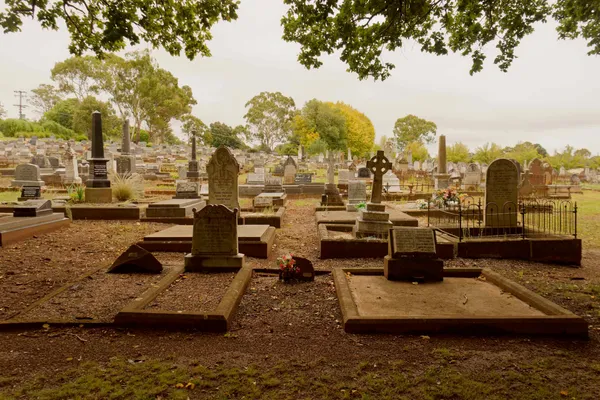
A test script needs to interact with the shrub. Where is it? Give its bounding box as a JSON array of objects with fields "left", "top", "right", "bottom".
[
  {"left": 41, "top": 120, "right": 77, "bottom": 138},
  {"left": 0, "top": 119, "right": 44, "bottom": 136},
  {"left": 111, "top": 174, "right": 143, "bottom": 202}
]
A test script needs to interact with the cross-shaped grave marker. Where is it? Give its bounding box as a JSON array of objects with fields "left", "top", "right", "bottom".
[{"left": 367, "top": 150, "right": 392, "bottom": 203}]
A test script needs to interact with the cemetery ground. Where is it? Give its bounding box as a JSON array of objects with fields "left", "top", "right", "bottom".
[{"left": 0, "top": 197, "right": 599, "bottom": 399}]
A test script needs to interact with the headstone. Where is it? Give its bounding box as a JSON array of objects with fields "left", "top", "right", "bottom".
[
  {"left": 462, "top": 163, "right": 481, "bottom": 189},
  {"left": 63, "top": 142, "right": 82, "bottom": 185},
  {"left": 253, "top": 195, "right": 273, "bottom": 209},
  {"left": 367, "top": 150, "right": 392, "bottom": 204},
  {"left": 184, "top": 204, "right": 244, "bottom": 271},
  {"left": 383, "top": 170, "right": 401, "bottom": 193},
  {"left": 338, "top": 169, "right": 350, "bottom": 185},
  {"left": 283, "top": 156, "right": 297, "bottom": 184},
  {"left": 484, "top": 159, "right": 519, "bottom": 227},
  {"left": 246, "top": 173, "right": 265, "bottom": 185},
  {"left": 357, "top": 167, "right": 370, "bottom": 178},
  {"left": 293, "top": 257, "right": 315, "bottom": 282},
  {"left": 294, "top": 173, "right": 312, "bottom": 184},
  {"left": 87, "top": 111, "right": 110, "bottom": 189},
  {"left": 384, "top": 227, "right": 443, "bottom": 282},
  {"left": 355, "top": 151, "right": 393, "bottom": 238},
  {"left": 19, "top": 186, "right": 41, "bottom": 201},
  {"left": 13, "top": 199, "right": 52, "bottom": 217},
  {"left": 347, "top": 180, "right": 367, "bottom": 209},
  {"left": 116, "top": 120, "right": 136, "bottom": 175},
  {"left": 528, "top": 158, "right": 545, "bottom": 186},
  {"left": 11, "top": 163, "right": 44, "bottom": 188},
  {"left": 107, "top": 244, "right": 163, "bottom": 273},
  {"left": 207, "top": 146, "right": 240, "bottom": 209},
  {"left": 175, "top": 181, "right": 200, "bottom": 199}
]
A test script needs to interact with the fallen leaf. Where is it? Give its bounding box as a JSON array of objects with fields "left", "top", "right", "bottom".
[
  {"left": 560, "top": 390, "right": 568, "bottom": 397},
  {"left": 421, "top": 335, "right": 430, "bottom": 340},
  {"left": 175, "top": 383, "right": 185, "bottom": 389},
  {"left": 66, "top": 357, "right": 73, "bottom": 361},
  {"left": 185, "top": 382, "right": 195, "bottom": 390}
]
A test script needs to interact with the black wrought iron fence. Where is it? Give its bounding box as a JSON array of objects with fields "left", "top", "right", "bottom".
[{"left": 426, "top": 197, "right": 577, "bottom": 241}]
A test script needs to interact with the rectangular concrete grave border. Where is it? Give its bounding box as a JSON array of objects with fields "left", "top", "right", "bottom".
[
  {"left": 140, "top": 207, "right": 285, "bottom": 228},
  {"left": 0, "top": 265, "right": 109, "bottom": 330},
  {"left": 136, "top": 226, "right": 276, "bottom": 259},
  {"left": 0, "top": 214, "right": 70, "bottom": 247},
  {"left": 319, "top": 224, "right": 388, "bottom": 259},
  {"left": 333, "top": 267, "right": 588, "bottom": 337},
  {"left": 115, "top": 265, "right": 252, "bottom": 331}
]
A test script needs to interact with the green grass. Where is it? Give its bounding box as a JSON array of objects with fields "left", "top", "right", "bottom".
[
  {"left": 572, "top": 192, "right": 600, "bottom": 249},
  {"left": 1, "top": 356, "right": 598, "bottom": 400},
  {"left": 0, "top": 191, "right": 18, "bottom": 202}
]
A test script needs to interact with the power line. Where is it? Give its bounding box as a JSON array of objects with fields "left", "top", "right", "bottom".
[{"left": 13, "top": 90, "right": 28, "bottom": 120}]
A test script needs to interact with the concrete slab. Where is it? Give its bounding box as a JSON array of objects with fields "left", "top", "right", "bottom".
[
  {"left": 316, "top": 209, "right": 418, "bottom": 227},
  {"left": 334, "top": 268, "right": 588, "bottom": 337},
  {"left": 139, "top": 225, "right": 276, "bottom": 258},
  {"left": 0, "top": 213, "right": 70, "bottom": 247},
  {"left": 349, "top": 276, "right": 543, "bottom": 317},
  {"left": 147, "top": 199, "right": 204, "bottom": 208}
]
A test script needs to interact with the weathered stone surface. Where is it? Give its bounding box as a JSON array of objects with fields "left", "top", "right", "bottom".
[
  {"left": 107, "top": 244, "right": 163, "bottom": 273},
  {"left": 191, "top": 204, "right": 238, "bottom": 256},
  {"left": 294, "top": 257, "right": 315, "bottom": 282},
  {"left": 389, "top": 227, "right": 437, "bottom": 258},
  {"left": 484, "top": 159, "right": 519, "bottom": 227},
  {"left": 207, "top": 146, "right": 239, "bottom": 209},
  {"left": 13, "top": 199, "right": 52, "bottom": 217}
]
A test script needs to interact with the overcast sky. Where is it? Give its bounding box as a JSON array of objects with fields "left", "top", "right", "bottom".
[{"left": 1, "top": 0, "right": 599, "bottom": 155}]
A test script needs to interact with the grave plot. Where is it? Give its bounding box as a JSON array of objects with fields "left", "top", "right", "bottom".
[
  {"left": 334, "top": 268, "right": 587, "bottom": 337},
  {"left": 115, "top": 267, "right": 252, "bottom": 331},
  {"left": 138, "top": 224, "right": 276, "bottom": 258},
  {"left": 7, "top": 266, "right": 174, "bottom": 326},
  {"left": 333, "top": 227, "right": 588, "bottom": 337},
  {"left": 0, "top": 200, "right": 69, "bottom": 247}
]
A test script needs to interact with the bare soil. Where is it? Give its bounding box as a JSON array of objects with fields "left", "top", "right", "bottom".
[
  {"left": 147, "top": 272, "right": 237, "bottom": 312},
  {"left": 0, "top": 198, "right": 599, "bottom": 399}
]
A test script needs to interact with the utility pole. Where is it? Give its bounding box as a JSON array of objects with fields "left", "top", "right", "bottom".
[{"left": 13, "top": 90, "right": 27, "bottom": 120}]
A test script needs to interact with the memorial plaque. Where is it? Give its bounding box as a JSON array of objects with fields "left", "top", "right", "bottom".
[
  {"left": 247, "top": 173, "right": 265, "bottom": 184},
  {"left": 191, "top": 204, "right": 238, "bottom": 256},
  {"left": 389, "top": 227, "right": 437, "bottom": 258},
  {"left": 20, "top": 186, "right": 41, "bottom": 199},
  {"left": 294, "top": 173, "right": 312, "bottom": 184}
]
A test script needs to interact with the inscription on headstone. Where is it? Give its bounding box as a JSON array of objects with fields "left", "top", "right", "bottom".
[
  {"left": 389, "top": 228, "right": 437, "bottom": 258},
  {"left": 484, "top": 159, "right": 519, "bottom": 227},
  {"left": 191, "top": 204, "right": 238, "bottom": 256},
  {"left": 207, "top": 146, "right": 240, "bottom": 209}
]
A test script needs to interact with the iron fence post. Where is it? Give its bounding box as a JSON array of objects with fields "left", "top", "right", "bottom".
[
  {"left": 574, "top": 202, "right": 578, "bottom": 239},
  {"left": 459, "top": 203, "right": 463, "bottom": 242},
  {"left": 521, "top": 202, "right": 526, "bottom": 240},
  {"left": 427, "top": 199, "right": 430, "bottom": 227}
]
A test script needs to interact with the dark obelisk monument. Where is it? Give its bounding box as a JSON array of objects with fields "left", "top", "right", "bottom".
[
  {"left": 186, "top": 130, "right": 200, "bottom": 182},
  {"left": 85, "top": 111, "right": 113, "bottom": 202}
]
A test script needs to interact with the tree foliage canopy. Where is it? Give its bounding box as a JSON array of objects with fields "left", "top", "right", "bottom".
[
  {"left": 328, "top": 102, "right": 374, "bottom": 157},
  {"left": 50, "top": 51, "right": 195, "bottom": 143},
  {"left": 244, "top": 92, "right": 297, "bottom": 151},
  {"left": 209, "top": 122, "right": 246, "bottom": 149},
  {"left": 281, "top": 0, "right": 600, "bottom": 80},
  {"left": 473, "top": 142, "right": 504, "bottom": 164},
  {"left": 30, "top": 84, "right": 62, "bottom": 115},
  {"left": 293, "top": 99, "right": 347, "bottom": 153},
  {"left": 1, "top": 0, "right": 239, "bottom": 60},
  {"left": 447, "top": 142, "right": 471, "bottom": 163},
  {"left": 393, "top": 115, "right": 437, "bottom": 152}
]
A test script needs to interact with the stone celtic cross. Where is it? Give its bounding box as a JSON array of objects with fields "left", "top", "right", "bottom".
[{"left": 367, "top": 150, "right": 392, "bottom": 204}]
